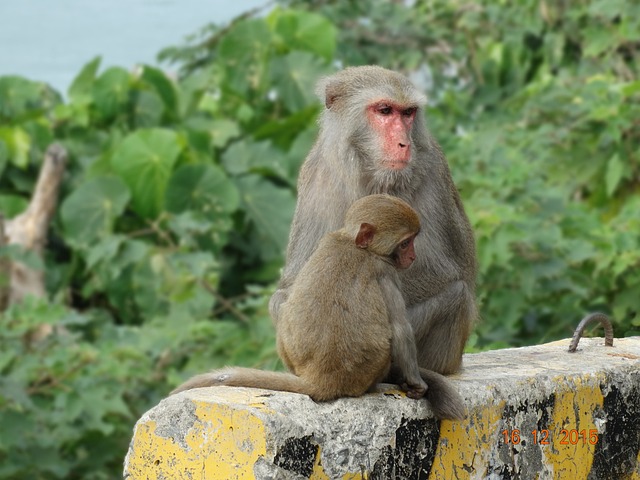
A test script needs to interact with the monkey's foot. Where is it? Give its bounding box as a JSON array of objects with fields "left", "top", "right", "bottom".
[{"left": 402, "top": 381, "right": 428, "bottom": 399}]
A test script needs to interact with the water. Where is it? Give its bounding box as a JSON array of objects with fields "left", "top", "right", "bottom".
[{"left": 0, "top": 0, "right": 266, "bottom": 96}]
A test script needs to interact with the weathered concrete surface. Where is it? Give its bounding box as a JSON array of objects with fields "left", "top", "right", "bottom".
[{"left": 124, "top": 337, "right": 640, "bottom": 479}]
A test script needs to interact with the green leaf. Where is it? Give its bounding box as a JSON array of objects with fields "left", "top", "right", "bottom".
[
  {"left": 68, "top": 56, "right": 101, "bottom": 102},
  {"left": 85, "top": 235, "right": 125, "bottom": 271},
  {"left": 177, "top": 69, "right": 211, "bottom": 118},
  {"left": 167, "top": 211, "right": 213, "bottom": 232},
  {"left": 0, "top": 194, "right": 27, "bottom": 217},
  {"left": 235, "top": 175, "right": 295, "bottom": 260},
  {"left": 111, "top": 128, "right": 183, "bottom": 219},
  {"left": 0, "top": 245, "right": 44, "bottom": 270},
  {"left": 254, "top": 115, "right": 318, "bottom": 181},
  {"left": 0, "top": 126, "right": 31, "bottom": 168},
  {"left": 165, "top": 163, "right": 239, "bottom": 214},
  {"left": 221, "top": 140, "right": 285, "bottom": 177},
  {"left": 613, "top": 280, "right": 640, "bottom": 322},
  {"left": 92, "top": 67, "right": 131, "bottom": 121},
  {"left": 60, "top": 176, "right": 131, "bottom": 246},
  {"left": 583, "top": 26, "right": 619, "bottom": 57},
  {"left": 269, "top": 51, "right": 332, "bottom": 112},
  {"left": 605, "top": 153, "right": 624, "bottom": 198},
  {"left": 253, "top": 105, "right": 319, "bottom": 152},
  {"left": 210, "top": 119, "right": 240, "bottom": 148},
  {"left": 269, "top": 9, "right": 337, "bottom": 61},
  {"left": 141, "top": 65, "right": 179, "bottom": 118},
  {"left": 183, "top": 117, "right": 240, "bottom": 148},
  {"left": 0, "top": 139, "right": 7, "bottom": 176},
  {"left": 218, "top": 19, "right": 272, "bottom": 95},
  {"left": 621, "top": 80, "right": 640, "bottom": 97},
  {"left": 588, "top": 0, "right": 627, "bottom": 19},
  {"left": 0, "top": 76, "right": 51, "bottom": 120},
  {"left": 133, "top": 90, "right": 164, "bottom": 127},
  {"left": 284, "top": 127, "right": 316, "bottom": 175},
  {"left": 85, "top": 235, "right": 147, "bottom": 280},
  {"left": 171, "top": 251, "right": 218, "bottom": 280}
]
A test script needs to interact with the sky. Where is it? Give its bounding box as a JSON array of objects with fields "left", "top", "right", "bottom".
[{"left": 0, "top": 0, "right": 267, "bottom": 94}]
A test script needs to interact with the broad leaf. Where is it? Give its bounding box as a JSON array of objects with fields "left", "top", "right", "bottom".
[
  {"left": 605, "top": 153, "right": 624, "bottom": 198},
  {"left": 221, "top": 140, "right": 286, "bottom": 178},
  {"left": 0, "top": 76, "right": 56, "bottom": 120},
  {"left": 133, "top": 90, "right": 164, "bottom": 127},
  {"left": 269, "top": 51, "right": 332, "bottom": 112},
  {"left": 0, "top": 140, "right": 6, "bottom": 176},
  {"left": 210, "top": 119, "right": 240, "bottom": 148},
  {"left": 111, "top": 128, "right": 183, "bottom": 219},
  {"left": 141, "top": 65, "right": 179, "bottom": 118},
  {"left": 165, "top": 163, "right": 239, "bottom": 214},
  {"left": 235, "top": 175, "right": 295, "bottom": 261},
  {"left": 68, "top": 56, "right": 101, "bottom": 102},
  {"left": 183, "top": 117, "right": 240, "bottom": 148},
  {"left": 218, "top": 19, "right": 272, "bottom": 95},
  {"left": 0, "top": 194, "right": 27, "bottom": 218},
  {"left": 269, "top": 9, "right": 337, "bottom": 61},
  {"left": 92, "top": 67, "right": 131, "bottom": 121},
  {"left": 0, "top": 127, "right": 30, "bottom": 168},
  {"left": 60, "top": 176, "right": 130, "bottom": 246}
]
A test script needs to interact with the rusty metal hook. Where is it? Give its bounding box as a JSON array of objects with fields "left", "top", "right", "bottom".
[{"left": 568, "top": 312, "right": 614, "bottom": 352}]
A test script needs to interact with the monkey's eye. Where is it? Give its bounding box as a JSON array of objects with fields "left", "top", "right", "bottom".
[
  {"left": 378, "top": 105, "right": 393, "bottom": 115},
  {"left": 402, "top": 107, "right": 417, "bottom": 117},
  {"left": 399, "top": 239, "right": 411, "bottom": 249}
]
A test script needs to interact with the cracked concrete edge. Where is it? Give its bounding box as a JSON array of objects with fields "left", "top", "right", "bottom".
[{"left": 124, "top": 337, "right": 640, "bottom": 479}]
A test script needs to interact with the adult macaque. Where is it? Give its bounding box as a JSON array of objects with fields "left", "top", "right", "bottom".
[
  {"left": 270, "top": 66, "right": 477, "bottom": 379},
  {"left": 173, "top": 195, "right": 465, "bottom": 419}
]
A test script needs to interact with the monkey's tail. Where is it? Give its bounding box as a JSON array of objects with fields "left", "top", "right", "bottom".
[
  {"left": 419, "top": 368, "right": 467, "bottom": 420},
  {"left": 171, "top": 366, "right": 316, "bottom": 397}
]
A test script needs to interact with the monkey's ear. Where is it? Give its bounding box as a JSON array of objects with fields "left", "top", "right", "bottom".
[
  {"left": 323, "top": 81, "right": 343, "bottom": 109},
  {"left": 355, "top": 223, "right": 376, "bottom": 249},
  {"left": 315, "top": 76, "right": 345, "bottom": 109}
]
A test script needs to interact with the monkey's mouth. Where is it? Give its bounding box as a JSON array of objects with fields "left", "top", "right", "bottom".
[{"left": 384, "top": 159, "right": 411, "bottom": 170}]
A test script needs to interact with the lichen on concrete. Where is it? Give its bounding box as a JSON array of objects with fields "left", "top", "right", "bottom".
[{"left": 124, "top": 337, "right": 640, "bottom": 479}]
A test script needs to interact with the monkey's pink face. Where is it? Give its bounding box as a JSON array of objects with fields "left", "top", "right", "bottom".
[
  {"left": 394, "top": 234, "right": 417, "bottom": 269},
  {"left": 366, "top": 101, "right": 417, "bottom": 170}
]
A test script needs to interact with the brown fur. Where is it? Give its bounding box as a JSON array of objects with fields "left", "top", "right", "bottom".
[
  {"left": 269, "top": 65, "right": 475, "bottom": 416},
  {"left": 173, "top": 195, "right": 468, "bottom": 419}
]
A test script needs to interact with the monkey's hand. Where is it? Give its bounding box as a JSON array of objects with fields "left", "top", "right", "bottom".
[{"left": 401, "top": 378, "right": 428, "bottom": 399}]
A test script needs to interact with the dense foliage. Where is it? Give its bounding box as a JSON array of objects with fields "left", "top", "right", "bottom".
[{"left": 0, "top": 0, "right": 638, "bottom": 477}]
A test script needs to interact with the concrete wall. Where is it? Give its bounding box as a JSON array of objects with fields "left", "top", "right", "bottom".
[{"left": 124, "top": 337, "right": 640, "bottom": 479}]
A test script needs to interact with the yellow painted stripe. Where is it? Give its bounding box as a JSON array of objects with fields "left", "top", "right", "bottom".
[
  {"left": 126, "top": 399, "right": 268, "bottom": 479},
  {"left": 431, "top": 399, "right": 506, "bottom": 478},
  {"left": 545, "top": 377, "right": 604, "bottom": 479}
]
